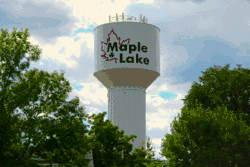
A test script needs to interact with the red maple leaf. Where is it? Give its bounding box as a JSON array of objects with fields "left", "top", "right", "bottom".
[{"left": 101, "top": 29, "right": 130, "bottom": 63}]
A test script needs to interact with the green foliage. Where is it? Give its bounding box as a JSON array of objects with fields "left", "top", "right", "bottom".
[
  {"left": 182, "top": 64, "right": 250, "bottom": 126},
  {"left": 86, "top": 112, "right": 164, "bottom": 167},
  {"left": 87, "top": 112, "right": 137, "bottom": 166},
  {"left": 160, "top": 64, "right": 250, "bottom": 167},
  {"left": 161, "top": 104, "right": 250, "bottom": 167},
  {"left": 0, "top": 27, "right": 41, "bottom": 166},
  {"left": 0, "top": 28, "right": 92, "bottom": 166},
  {"left": 144, "top": 137, "right": 167, "bottom": 167}
]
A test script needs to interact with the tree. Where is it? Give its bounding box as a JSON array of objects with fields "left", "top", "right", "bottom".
[
  {"left": 0, "top": 27, "right": 42, "bottom": 166},
  {"left": 160, "top": 64, "right": 250, "bottom": 166},
  {"left": 0, "top": 28, "right": 93, "bottom": 166},
  {"left": 160, "top": 103, "right": 250, "bottom": 167},
  {"left": 144, "top": 137, "right": 167, "bottom": 167},
  {"left": 182, "top": 64, "right": 250, "bottom": 126},
  {"left": 86, "top": 112, "right": 162, "bottom": 167},
  {"left": 181, "top": 63, "right": 250, "bottom": 166}
]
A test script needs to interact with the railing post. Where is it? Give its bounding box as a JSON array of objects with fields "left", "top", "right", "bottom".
[{"left": 49, "top": 160, "right": 52, "bottom": 167}]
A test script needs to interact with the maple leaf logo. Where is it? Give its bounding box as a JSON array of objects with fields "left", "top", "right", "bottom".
[{"left": 101, "top": 29, "right": 130, "bottom": 63}]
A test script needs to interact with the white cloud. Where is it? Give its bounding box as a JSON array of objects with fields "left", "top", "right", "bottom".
[
  {"left": 31, "top": 32, "right": 94, "bottom": 68},
  {"left": 62, "top": 0, "right": 133, "bottom": 30},
  {"left": 77, "top": 82, "right": 107, "bottom": 107},
  {"left": 136, "top": 0, "right": 154, "bottom": 4}
]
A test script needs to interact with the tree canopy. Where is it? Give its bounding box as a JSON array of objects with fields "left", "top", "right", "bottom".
[
  {"left": 182, "top": 64, "right": 250, "bottom": 126},
  {"left": 0, "top": 27, "right": 94, "bottom": 166},
  {"left": 87, "top": 111, "right": 166, "bottom": 167},
  {"left": 160, "top": 64, "right": 250, "bottom": 167}
]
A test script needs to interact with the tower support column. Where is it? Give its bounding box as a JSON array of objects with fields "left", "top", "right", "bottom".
[{"left": 108, "top": 86, "right": 146, "bottom": 151}]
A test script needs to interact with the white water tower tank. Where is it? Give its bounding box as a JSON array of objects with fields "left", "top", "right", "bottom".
[{"left": 93, "top": 13, "right": 160, "bottom": 151}]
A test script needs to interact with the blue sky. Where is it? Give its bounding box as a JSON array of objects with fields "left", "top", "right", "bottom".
[{"left": 1, "top": 0, "right": 250, "bottom": 162}]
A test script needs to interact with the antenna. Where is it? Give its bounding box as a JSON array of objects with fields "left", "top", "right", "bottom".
[{"left": 109, "top": 13, "right": 148, "bottom": 23}]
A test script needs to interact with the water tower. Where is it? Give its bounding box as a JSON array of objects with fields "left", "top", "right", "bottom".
[{"left": 93, "top": 13, "right": 160, "bottom": 152}]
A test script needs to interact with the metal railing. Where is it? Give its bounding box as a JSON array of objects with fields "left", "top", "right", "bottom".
[{"left": 109, "top": 13, "right": 148, "bottom": 23}]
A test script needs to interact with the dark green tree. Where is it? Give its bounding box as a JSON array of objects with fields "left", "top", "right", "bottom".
[
  {"left": 0, "top": 28, "right": 92, "bottom": 166},
  {"left": 87, "top": 112, "right": 162, "bottom": 167},
  {"left": 160, "top": 64, "right": 250, "bottom": 167},
  {"left": 160, "top": 103, "right": 250, "bottom": 167},
  {"left": 0, "top": 27, "right": 42, "bottom": 166},
  {"left": 182, "top": 64, "right": 250, "bottom": 126},
  {"left": 143, "top": 137, "right": 167, "bottom": 167},
  {"left": 182, "top": 63, "right": 250, "bottom": 166}
]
